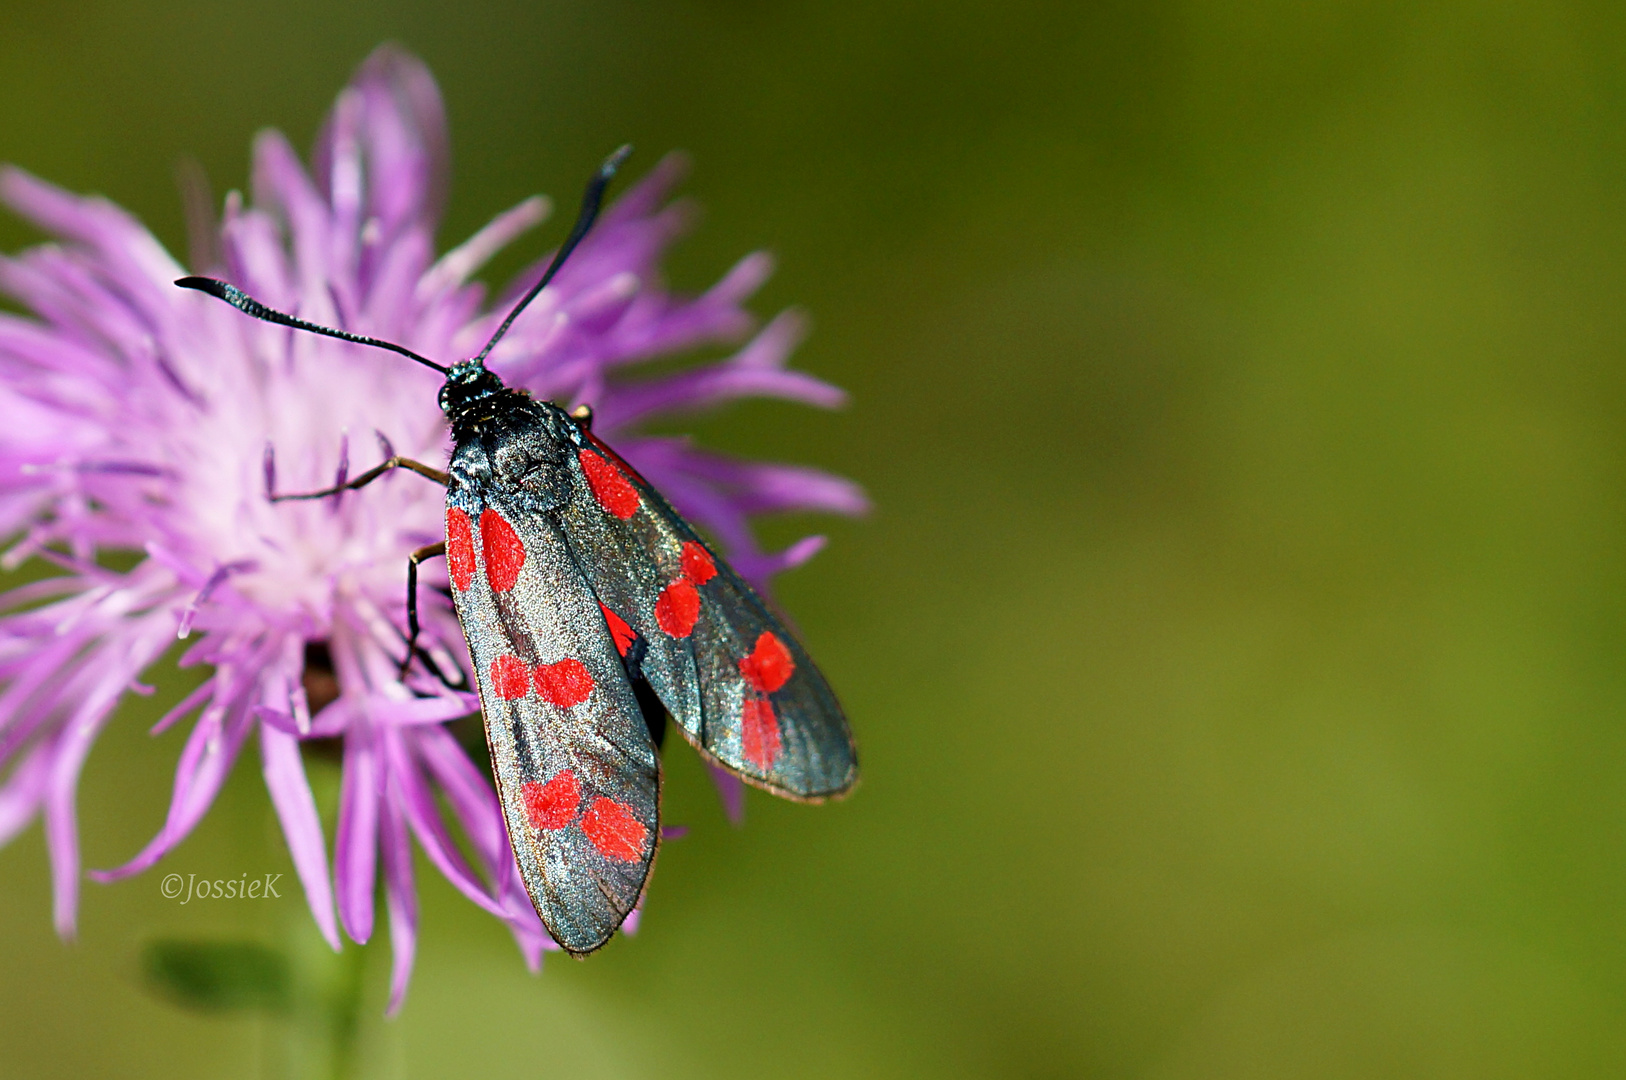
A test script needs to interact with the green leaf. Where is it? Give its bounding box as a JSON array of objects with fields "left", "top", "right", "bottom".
[{"left": 139, "top": 938, "right": 292, "bottom": 1015}]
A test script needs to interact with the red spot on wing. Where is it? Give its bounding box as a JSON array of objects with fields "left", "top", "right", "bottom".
[
  {"left": 480, "top": 509, "right": 525, "bottom": 592},
  {"left": 681, "top": 541, "right": 717, "bottom": 584},
  {"left": 741, "top": 697, "right": 782, "bottom": 770},
  {"left": 535, "top": 658, "right": 595, "bottom": 708},
  {"left": 522, "top": 770, "right": 580, "bottom": 830},
  {"left": 581, "top": 797, "right": 648, "bottom": 862},
  {"left": 446, "top": 508, "right": 476, "bottom": 591},
  {"left": 654, "top": 579, "right": 700, "bottom": 638},
  {"left": 491, "top": 654, "right": 531, "bottom": 700},
  {"left": 740, "top": 631, "right": 795, "bottom": 693},
  {"left": 584, "top": 430, "right": 651, "bottom": 485},
  {"left": 578, "top": 448, "right": 641, "bottom": 519},
  {"left": 599, "top": 603, "right": 637, "bottom": 657}
]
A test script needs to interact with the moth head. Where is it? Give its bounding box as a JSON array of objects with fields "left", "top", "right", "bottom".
[{"left": 438, "top": 361, "right": 506, "bottom": 416}]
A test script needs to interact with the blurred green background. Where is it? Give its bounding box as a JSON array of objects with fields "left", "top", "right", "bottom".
[{"left": 4, "top": 0, "right": 1626, "bottom": 1076}]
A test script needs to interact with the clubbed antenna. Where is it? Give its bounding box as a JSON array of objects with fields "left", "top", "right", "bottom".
[
  {"left": 174, "top": 277, "right": 451, "bottom": 375},
  {"left": 472, "top": 144, "right": 633, "bottom": 365}
]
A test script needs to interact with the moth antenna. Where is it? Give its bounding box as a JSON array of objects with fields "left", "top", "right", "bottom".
[
  {"left": 472, "top": 144, "right": 633, "bottom": 366},
  {"left": 173, "top": 277, "right": 450, "bottom": 375}
]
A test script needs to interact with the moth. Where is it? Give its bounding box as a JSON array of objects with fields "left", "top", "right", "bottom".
[{"left": 178, "top": 147, "right": 857, "bottom": 954}]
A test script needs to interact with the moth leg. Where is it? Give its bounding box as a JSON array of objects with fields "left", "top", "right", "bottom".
[
  {"left": 271, "top": 456, "right": 449, "bottom": 502},
  {"left": 400, "top": 542, "right": 467, "bottom": 690}
]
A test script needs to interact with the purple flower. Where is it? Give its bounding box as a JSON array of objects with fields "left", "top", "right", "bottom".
[{"left": 0, "top": 45, "right": 863, "bottom": 1012}]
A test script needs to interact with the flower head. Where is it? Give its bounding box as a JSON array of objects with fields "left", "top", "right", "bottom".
[{"left": 0, "top": 45, "right": 863, "bottom": 1011}]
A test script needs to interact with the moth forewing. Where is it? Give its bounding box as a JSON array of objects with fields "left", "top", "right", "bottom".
[
  {"left": 563, "top": 431, "right": 858, "bottom": 802},
  {"left": 447, "top": 483, "right": 659, "bottom": 955},
  {"left": 686, "top": 575, "right": 856, "bottom": 801}
]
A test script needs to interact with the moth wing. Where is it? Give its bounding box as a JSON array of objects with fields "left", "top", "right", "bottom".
[
  {"left": 561, "top": 433, "right": 857, "bottom": 801},
  {"left": 446, "top": 492, "right": 659, "bottom": 954}
]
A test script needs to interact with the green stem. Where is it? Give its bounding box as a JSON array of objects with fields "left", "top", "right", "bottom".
[{"left": 277, "top": 913, "right": 369, "bottom": 1080}]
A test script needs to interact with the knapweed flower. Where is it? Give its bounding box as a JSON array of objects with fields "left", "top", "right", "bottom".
[{"left": 0, "top": 45, "right": 863, "bottom": 1011}]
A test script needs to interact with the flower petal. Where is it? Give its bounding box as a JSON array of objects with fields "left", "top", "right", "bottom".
[
  {"left": 385, "top": 729, "right": 506, "bottom": 919},
  {"left": 334, "top": 722, "right": 379, "bottom": 944},
  {"left": 420, "top": 195, "right": 549, "bottom": 296},
  {"left": 383, "top": 693, "right": 480, "bottom": 726},
  {"left": 261, "top": 724, "right": 340, "bottom": 950},
  {"left": 49, "top": 633, "right": 170, "bottom": 932},
  {"left": 251, "top": 130, "right": 337, "bottom": 317},
  {"left": 89, "top": 692, "right": 256, "bottom": 882},
  {"left": 0, "top": 167, "right": 183, "bottom": 298},
  {"left": 413, "top": 725, "right": 553, "bottom": 966},
  {"left": 728, "top": 536, "right": 829, "bottom": 590},
  {"left": 707, "top": 763, "right": 747, "bottom": 827},
  {"left": 316, "top": 44, "right": 449, "bottom": 240},
  {"left": 0, "top": 740, "right": 51, "bottom": 847},
  {"left": 412, "top": 724, "right": 505, "bottom": 869},
  {"left": 597, "top": 311, "right": 847, "bottom": 429},
  {"left": 379, "top": 785, "right": 417, "bottom": 1016}
]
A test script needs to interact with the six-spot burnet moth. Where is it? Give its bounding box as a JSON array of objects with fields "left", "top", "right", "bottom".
[{"left": 176, "top": 146, "right": 858, "bottom": 955}]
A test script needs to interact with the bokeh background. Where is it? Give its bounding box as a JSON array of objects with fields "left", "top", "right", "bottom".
[{"left": 3, "top": 0, "right": 1626, "bottom": 1076}]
